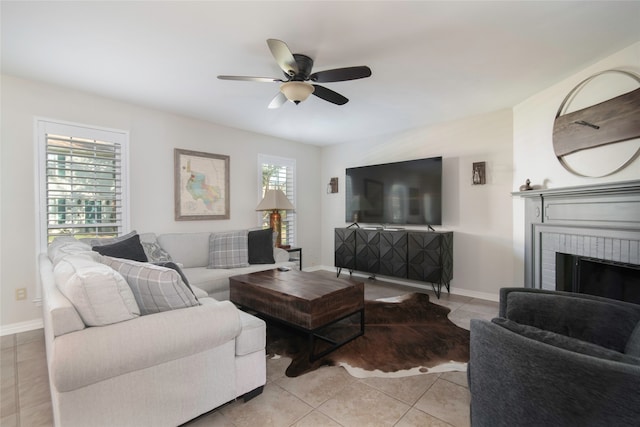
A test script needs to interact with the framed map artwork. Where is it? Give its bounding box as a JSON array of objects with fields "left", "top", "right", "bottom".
[{"left": 174, "top": 149, "right": 230, "bottom": 220}]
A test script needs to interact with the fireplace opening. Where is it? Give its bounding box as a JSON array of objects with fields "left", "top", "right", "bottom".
[{"left": 556, "top": 253, "right": 640, "bottom": 304}]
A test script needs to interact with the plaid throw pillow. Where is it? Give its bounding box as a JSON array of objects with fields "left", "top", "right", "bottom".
[
  {"left": 102, "top": 256, "right": 199, "bottom": 315},
  {"left": 207, "top": 230, "right": 250, "bottom": 269}
]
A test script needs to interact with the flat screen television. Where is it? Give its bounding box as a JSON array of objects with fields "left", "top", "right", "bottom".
[{"left": 345, "top": 156, "right": 442, "bottom": 226}]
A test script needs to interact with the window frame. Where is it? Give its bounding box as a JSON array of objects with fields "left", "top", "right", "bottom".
[{"left": 35, "top": 118, "right": 130, "bottom": 252}]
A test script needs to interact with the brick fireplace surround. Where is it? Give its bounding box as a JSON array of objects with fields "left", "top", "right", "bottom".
[{"left": 515, "top": 180, "right": 640, "bottom": 293}]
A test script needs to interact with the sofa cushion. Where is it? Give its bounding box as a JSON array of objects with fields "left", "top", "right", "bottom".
[
  {"left": 190, "top": 285, "right": 209, "bottom": 299},
  {"left": 92, "top": 233, "right": 148, "bottom": 262},
  {"left": 102, "top": 256, "right": 199, "bottom": 315},
  {"left": 157, "top": 232, "right": 211, "bottom": 268},
  {"left": 492, "top": 317, "right": 640, "bottom": 365},
  {"left": 179, "top": 267, "right": 232, "bottom": 297},
  {"left": 208, "top": 230, "right": 250, "bottom": 269},
  {"left": 236, "top": 310, "right": 267, "bottom": 356},
  {"left": 248, "top": 228, "right": 275, "bottom": 265},
  {"left": 54, "top": 256, "right": 140, "bottom": 326}
]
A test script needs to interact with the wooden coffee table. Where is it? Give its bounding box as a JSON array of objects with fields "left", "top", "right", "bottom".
[{"left": 229, "top": 269, "right": 364, "bottom": 361}]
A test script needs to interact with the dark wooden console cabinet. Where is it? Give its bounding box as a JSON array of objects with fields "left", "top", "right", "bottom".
[{"left": 335, "top": 228, "right": 453, "bottom": 298}]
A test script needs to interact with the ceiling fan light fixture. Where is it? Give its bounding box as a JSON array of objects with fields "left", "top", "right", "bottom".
[{"left": 280, "top": 81, "right": 314, "bottom": 104}]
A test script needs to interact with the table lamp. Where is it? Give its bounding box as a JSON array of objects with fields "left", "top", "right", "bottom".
[{"left": 256, "top": 189, "right": 295, "bottom": 247}]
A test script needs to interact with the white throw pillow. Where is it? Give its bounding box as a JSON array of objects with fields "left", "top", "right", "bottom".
[
  {"left": 48, "top": 237, "right": 95, "bottom": 266},
  {"left": 54, "top": 256, "right": 140, "bottom": 326},
  {"left": 102, "top": 256, "right": 200, "bottom": 315}
]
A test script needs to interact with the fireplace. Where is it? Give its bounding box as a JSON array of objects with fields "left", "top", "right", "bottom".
[
  {"left": 556, "top": 253, "right": 640, "bottom": 304},
  {"left": 516, "top": 180, "right": 640, "bottom": 295}
]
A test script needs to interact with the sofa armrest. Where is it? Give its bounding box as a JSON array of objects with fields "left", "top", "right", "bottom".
[
  {"left": 469, "top": 319, "right": 640, "bottom": 427},
  {"left": 499, "top": 288, "right": 640, "bottom": 352},
  {"left": 39, "top": 254, "right": 85, "bottom": 337},
  {"left": 52, "top": 301, "right": 241, "bottom": 392}
]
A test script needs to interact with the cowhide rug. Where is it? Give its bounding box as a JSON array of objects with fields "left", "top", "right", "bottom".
[{"left": 266, "top": 292, "right": 470, "bottom": 378}]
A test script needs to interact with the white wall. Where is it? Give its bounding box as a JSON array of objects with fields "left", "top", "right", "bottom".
[
  {"left": 0, "top": 75, "right": 321, "bottom": 331},
  {"left": 321, "top": 109, "right": 515, "bottom": 300},
  {"left": 512, "top": 41, "right": 640, "bottom": 284}
]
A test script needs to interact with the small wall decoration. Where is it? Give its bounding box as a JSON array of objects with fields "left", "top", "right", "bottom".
[
  {"left": 327, "top": 177, "right": 339, "bottom": 194},
  {"left": 472, "top": 162, "right": 486, "bottom": 185},
  {"left": 174, "top": 149, "right": 230, "bottom": 220}
]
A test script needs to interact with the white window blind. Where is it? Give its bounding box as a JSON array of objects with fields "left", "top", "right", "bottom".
[
  {"left": 37, "top": 120, "right": 129, "bottom": 249},
  {"left": 258, "top": 154, "right": 296, "bottom": 246}
]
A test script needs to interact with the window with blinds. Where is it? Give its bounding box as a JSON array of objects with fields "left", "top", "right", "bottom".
[
  {"left": 37, "top": 120, "right": 129, "bottom": 248},
  {"left": 258, "top": 155, "right": 296, "bottom": 246},
  {"left": 45, "top": 134, "right": 122, "bottom": 242}
]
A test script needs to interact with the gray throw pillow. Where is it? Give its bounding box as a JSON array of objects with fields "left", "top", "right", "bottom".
[
  {"left": 207, "top": 230, "right": 250, "bottom": 269},
  {"left": 92, "top": 234, "right": 148, "bottom": 263},
  {"left": 248, "top": 228, "right": 275, "bottom": 264},
  {"left": 90, "top": 230, "right": 138, "bottom": 247}
]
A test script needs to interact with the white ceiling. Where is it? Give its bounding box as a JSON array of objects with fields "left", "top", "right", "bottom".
[{"left": 2, "top": 1, "right": 639, "bottom": 146}]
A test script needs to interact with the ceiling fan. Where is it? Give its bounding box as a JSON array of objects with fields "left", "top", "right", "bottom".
[{"left": 217, "top": 39, "right": 372, "bottom": 108}]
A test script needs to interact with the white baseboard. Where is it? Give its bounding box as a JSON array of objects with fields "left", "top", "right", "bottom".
[
  {"left": 0, "top": 319, "right": 44, "bottom": 336},
  {"left": 311, "top": 265, "right": 499, "bottom": 302}
]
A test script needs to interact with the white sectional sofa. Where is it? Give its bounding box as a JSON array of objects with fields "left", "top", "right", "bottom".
[
  {"left": 149, "top": 231, "right": 296, "bottom": 300},
  {"left": 40, "top": 229, "right": 295, "bottom": 427}
]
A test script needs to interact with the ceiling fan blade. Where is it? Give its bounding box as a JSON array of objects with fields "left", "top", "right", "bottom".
[
  {"left": 217, "top": 75, "right": 283, "bottom": 83},
  {"left": 267, "top": 39, "right": 299, "bottom": 76},
  {"left": 268, "top": 92, "right": 287, "bottom": 109},
  {"left": 312, "top": 85, "right": 349, "bottom": 105},
  {"left": 309, "top": 66, "right": 372, "bottom": 83}
]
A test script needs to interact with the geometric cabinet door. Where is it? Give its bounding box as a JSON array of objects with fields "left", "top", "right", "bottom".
[
  {"left": 335, "top": 228, "right": 356, "bottom": 271},
  {"left": 379, "top": 231, "right": 408, "bottom": 277},
  {"left": 407, "top": 231, "right": 453, "bottom": 297}
]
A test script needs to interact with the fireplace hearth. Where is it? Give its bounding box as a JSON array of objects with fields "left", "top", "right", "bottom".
[{"left": 556, "top": 253, "right": 640, "bottom": 304}]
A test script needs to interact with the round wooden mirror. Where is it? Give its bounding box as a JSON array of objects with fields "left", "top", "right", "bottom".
[{"left": 553, "top": 69, "right": 640, "bottom": 177}]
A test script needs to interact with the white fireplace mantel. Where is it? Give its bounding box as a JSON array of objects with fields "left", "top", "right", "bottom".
[{"left": 514, "top": 180, "right": 640, "bottom": 289}]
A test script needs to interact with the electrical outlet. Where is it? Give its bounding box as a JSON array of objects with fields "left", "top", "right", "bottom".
[{"left": 15, "top": 288, "right": 27, "bottom": 301}]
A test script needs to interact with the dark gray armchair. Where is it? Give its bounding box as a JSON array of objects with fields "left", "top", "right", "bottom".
[{"left": 469, "top": 288, "right": 640, "bottom": 427}]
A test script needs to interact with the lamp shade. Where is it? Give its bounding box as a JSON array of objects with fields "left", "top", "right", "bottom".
[
  {"left": 280, "top": 81, "right": 314, "bottom": 104},
  {"left": 256, "top": 189, "right": 295, "bottom": 211}
]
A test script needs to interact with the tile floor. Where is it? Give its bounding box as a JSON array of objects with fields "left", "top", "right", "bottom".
[{"left": 0, "top": 271, "right": 498, "bottom": 427}]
